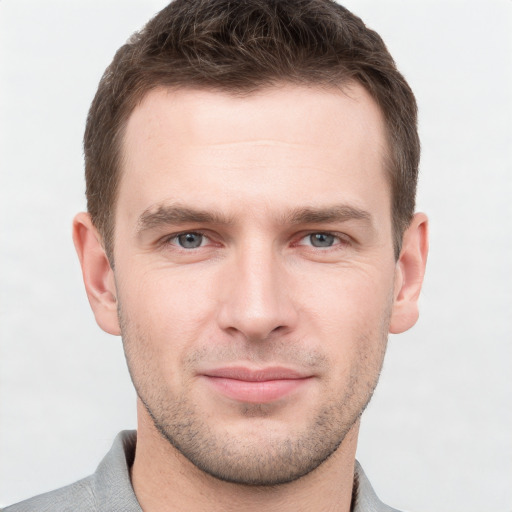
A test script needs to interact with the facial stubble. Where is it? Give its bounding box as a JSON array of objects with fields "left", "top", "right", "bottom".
[{"left": 119, "top": 302, "right": 390, "bottom": 487}]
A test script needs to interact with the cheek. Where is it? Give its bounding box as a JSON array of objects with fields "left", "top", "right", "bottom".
[
  {"left": 117, "top": 265, "right": 218, "bottom": 359},
  {"left": 296, "top": 262, "right": 395, "bottom": 323},
  {"left": 295, "top": 265, "right": 393, "bottom": 368}
]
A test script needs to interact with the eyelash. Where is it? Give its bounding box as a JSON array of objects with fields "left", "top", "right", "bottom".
[
  {"left": 162, "top": 231, "right": 212, "bottom": 250},
  {"left": 161, "top": 230, "right": 350, "bottom": 251},
  {"left": 294, "top": 232, "right": 350, "bottom": 250}
]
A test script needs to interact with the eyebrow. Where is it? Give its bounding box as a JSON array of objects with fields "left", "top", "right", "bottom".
[
  {"left": 285, "top": 205, "right": 372, "bottom": 225},
  {"left": 137, "top": 205, "right": 235, "bottom": 234},
  {"left": 136, "top": 203, "right": 372, "bottom": 235}
]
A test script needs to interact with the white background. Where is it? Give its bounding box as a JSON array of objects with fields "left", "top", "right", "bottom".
[{"left": 1, "top": 1, "right": 511, "bottom": 510}]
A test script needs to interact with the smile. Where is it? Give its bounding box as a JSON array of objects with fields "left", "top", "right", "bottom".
[{"left": 200, "top": 367, "right": 314, "bottom": 403}]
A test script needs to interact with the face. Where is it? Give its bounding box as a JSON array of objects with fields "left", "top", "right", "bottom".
[{"left": 113, "top": 84, "right": 398, "bottom": 485}]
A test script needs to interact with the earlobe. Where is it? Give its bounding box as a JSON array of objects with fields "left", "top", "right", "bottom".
[
  {"left": 72, "top": 212, "right": 121, "bottom": 336},
  {"left": 389, "top": 212, "right": 429, "bottom": 334}
]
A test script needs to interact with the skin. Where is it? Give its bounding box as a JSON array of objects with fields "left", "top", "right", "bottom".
[{"left": 73, "top": 84, "right": 428, "bottom": 512}]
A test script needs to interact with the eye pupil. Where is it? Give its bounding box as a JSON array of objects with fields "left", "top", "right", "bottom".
[
  {"left": 310, "top": 233, "right": 335, "bottom": 247},
  {"left": 178, "top": 233, "right": 203, "bottom": 248}
]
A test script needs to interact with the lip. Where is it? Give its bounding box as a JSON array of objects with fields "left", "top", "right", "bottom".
[{"left": 200, "top": 366, "right": 313, "bottom": 403}]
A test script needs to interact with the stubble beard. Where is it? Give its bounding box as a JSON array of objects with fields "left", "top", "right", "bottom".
[{"left": 119, "top": 307, "right": 389, "bottom": 487}]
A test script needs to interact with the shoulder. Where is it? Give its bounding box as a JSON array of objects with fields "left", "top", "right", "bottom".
[
  {"left": 2, "top": 431, "right": 140, "bottom": 512},
  {"left": 353, "top": 461, "right": 404, "bottom": 512},
  {"left": 2, "top": 476, "right": 96, "bottom": 512}
]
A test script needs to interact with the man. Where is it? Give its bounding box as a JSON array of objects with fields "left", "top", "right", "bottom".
[{"left": 4, "top": 0, "right": 428, "bottom": 510}]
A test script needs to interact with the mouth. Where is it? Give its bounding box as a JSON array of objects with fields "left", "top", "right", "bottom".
[{"left": 200, "top": 366, "right": 314, "bottom": 404}]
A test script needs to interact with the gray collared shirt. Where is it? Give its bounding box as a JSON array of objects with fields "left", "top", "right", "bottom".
[{"left": 3, "top": 431, "right": 401, "bottom": 512}]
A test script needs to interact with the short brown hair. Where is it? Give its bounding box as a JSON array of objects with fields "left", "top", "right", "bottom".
[{"left": 84, "top": 0, "right": 419, "bottom": 259}]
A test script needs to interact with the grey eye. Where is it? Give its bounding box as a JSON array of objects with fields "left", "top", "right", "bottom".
[
  {"left": 309, "top": 233, "right": 335, "bottom": 247},
  {"left": 177, "top": 233, "right": 204, "bottom": 248}
]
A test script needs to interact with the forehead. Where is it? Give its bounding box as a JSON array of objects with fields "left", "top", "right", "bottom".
[
  {"left": 118, "top": 84, "right": 389, "bottom": 222},
  {"left": 123, "top": 83, "right": 387, "bottom": 155}
]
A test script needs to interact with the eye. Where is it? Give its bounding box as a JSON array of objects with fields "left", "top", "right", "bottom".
[
  {"left": 308, "top": 233, "right": 336, "bottom": 248},
  {"left": 297, "top": 232, "right": 345, "bottom": 249},
  {"left": 173, "top": 232, "right": 207, "bottom": 249}
]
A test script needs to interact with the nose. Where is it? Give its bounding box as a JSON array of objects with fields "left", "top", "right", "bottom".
[{"left": 216, "top": 244, "right": 298, "bottom": 342}]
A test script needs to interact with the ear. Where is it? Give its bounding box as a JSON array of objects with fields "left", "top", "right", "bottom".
[
  {"left": 389, "top": 212, "right": 429, "bottom": 334},
  {"left": 72, "top": 212, "right": 121, "bottom": 335}
]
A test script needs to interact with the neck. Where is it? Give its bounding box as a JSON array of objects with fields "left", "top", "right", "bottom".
[{"left": 130, "top": 401, "right": 359, "bottom": 512}]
